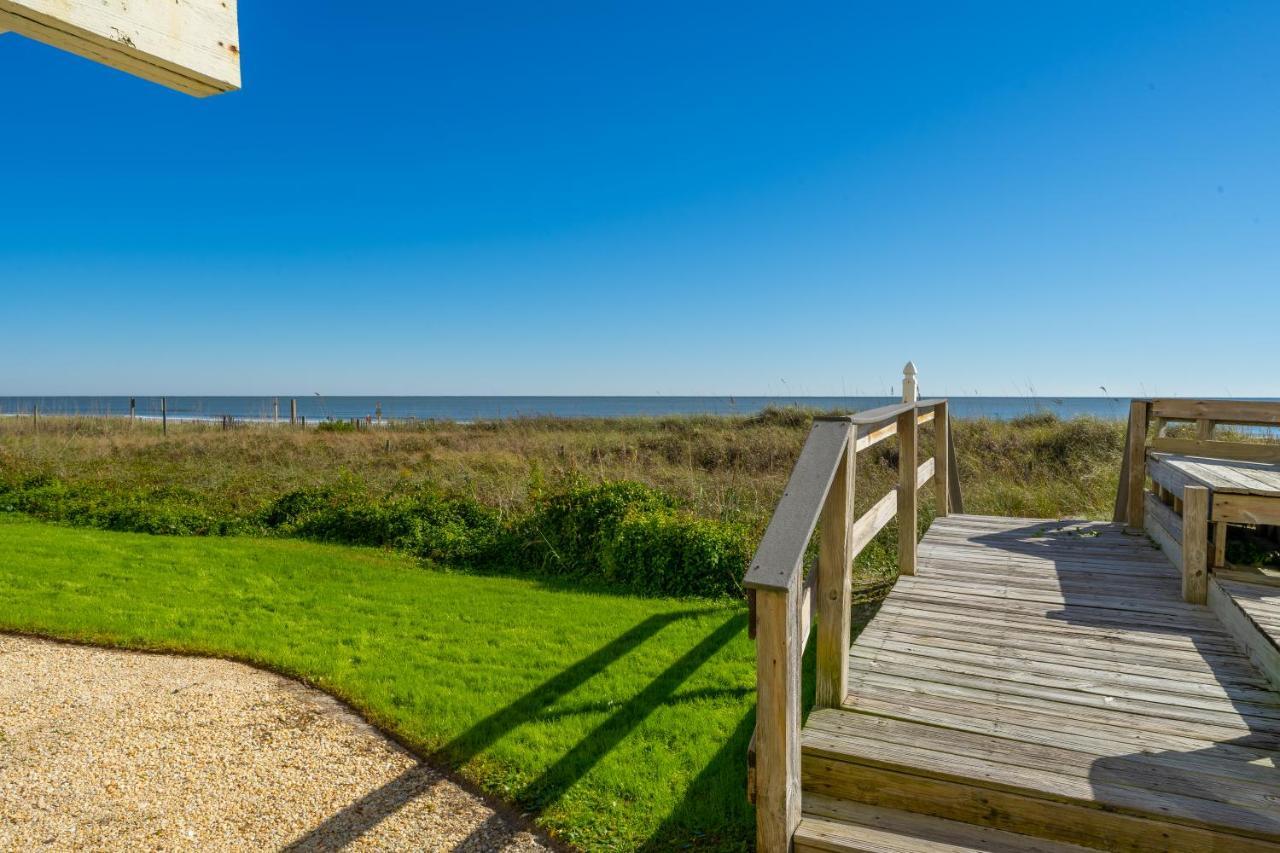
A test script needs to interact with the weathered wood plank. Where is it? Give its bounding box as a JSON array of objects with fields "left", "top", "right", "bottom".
[
  {"left": 897, "top": 408, "right": 918, "bottom": 576},
  {"left": 814, "top": 439, "right": 853, "bottom": 708},
  {"left": 803, "top": 512, "right": 1280, "bottom": 851},
  {"left": 745, "top": 419, "right": 851, "bottom": 591},
  {"left": 0, "top": 0, "right": 240, "bottom": 96},
  {"left": 849, "top": 488, "right": 897, "bottom": 559},
  {"left": 754, "top": 587, "right": 801, "bottom": 851},
  {"left": 1152, "top": 436, "right": 1280, "bottom": 465},
  {"left": 1210, "top": 579, "right": 1280, "bottom": 691},
  {"left": 934, "top": 401, "right": 950, "bottom": 517},
  {"left": 1152, "top": 398, "right": 1280, "bottom": 427},
  {"left": 1214, "top": 493, "right": 1280, "bottom": 525},
  {"left": 1124, "top": 401, "right": 1149, "bottom": 530}
]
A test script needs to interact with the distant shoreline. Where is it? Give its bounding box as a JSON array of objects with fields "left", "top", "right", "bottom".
[{"left": 0, "top": 395, "right": 1164, "bottom": 423}]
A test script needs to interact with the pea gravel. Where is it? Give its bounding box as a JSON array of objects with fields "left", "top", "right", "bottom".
[{"left": 0, "top": 635, "right": 553, "bottom": 852}]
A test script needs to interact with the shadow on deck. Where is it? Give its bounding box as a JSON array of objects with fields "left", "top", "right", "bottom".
[{"left": 800, "top": 514, "right": 1280, "bottom": 852}]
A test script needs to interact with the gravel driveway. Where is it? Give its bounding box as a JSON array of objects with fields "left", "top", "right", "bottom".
[{"left": 0, "top": 635, "right": 552, "bottom": 852}]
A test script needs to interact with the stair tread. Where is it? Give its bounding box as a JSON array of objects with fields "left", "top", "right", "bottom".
[{"left": 796, "top": 796, "right": 1098, "bottom": 853}]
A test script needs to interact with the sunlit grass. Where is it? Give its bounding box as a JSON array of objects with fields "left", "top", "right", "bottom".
[{"left": 0, "top": 515, "right": 756, "bottom": 851}]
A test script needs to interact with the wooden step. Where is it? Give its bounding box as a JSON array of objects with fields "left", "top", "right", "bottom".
[
  {"left": 1212, "top": 577, "right": 1280, "bottom": 690},
  {"left": 796, "top": 795, "right": 1099, "bottom": 853},
  {"left": 801, "top": 710, "right": 1280, "bottom": 852}
]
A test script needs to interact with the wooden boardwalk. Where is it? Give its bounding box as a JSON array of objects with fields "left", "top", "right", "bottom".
[
  {"left": 744, "top": 385, "right": 1280, "bottom": 851},
  {"left": 797, "top": 514, "right": 1280, "bottom": 852}
]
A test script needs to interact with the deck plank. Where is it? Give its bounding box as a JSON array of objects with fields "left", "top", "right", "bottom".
[{"left": 807, "top": 513, "right": 1280, "bottom": 848}]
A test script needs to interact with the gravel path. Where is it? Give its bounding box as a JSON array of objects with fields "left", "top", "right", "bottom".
[{"left": 0, "top": 635, "right": 553, "bottom": 852}]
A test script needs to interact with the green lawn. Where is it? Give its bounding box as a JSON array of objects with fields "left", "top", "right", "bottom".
[{"left": 0, "top": 515, "right": 757, "bottom": 851}]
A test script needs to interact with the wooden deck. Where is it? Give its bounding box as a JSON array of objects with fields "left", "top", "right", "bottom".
[
  {"left": 1149, "top": 452, "right": 1280, "bottom": 496},
  {"left": 797, "top": 514, "right": 1280, "bottom": 852}
]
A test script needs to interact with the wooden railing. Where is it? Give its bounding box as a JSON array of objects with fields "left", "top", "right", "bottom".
[
  {"left": 1115, "top": 398, "right": 1280, "bottom": 603},
  {"left": 744, "top": 363, "right": 962, "bottom": 851}
]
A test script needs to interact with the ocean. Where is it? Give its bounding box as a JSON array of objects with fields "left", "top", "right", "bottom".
[{"left": 0, "top": 395, "right": 1138, "bottom": 423}]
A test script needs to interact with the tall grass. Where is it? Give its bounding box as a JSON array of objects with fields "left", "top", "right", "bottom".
[{"left": 0, "top": 409, "right": 1128, "bottom": 582}]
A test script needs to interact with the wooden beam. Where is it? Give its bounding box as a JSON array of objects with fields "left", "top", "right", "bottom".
[
  {"left": 1124, "top": 401, "right": 1149, "bottom": 532},
  {"left": 0, "top": 0, "right": 240, "bottom": 96},
  {"left": 946, "top": 416, "right": 964, "bottom": 514},
  {"left": 1144, "top": 491, "right": 1183, "bottom": 571},
  {"left": 745, "top": 420, "right": 851, "bottom": 592},
  {"left": 1182, "top": 486, "right": 1209, "bottom": 605},
  {"left": 849, "top": 489, "right": 898, "bottom": 559},
  {"left": 897, "top": 408, "right": 918, "bottom": 576},
  {"left": 753, "top": 587, "right": 801, "bottom": 852},
  {"left": 1151, "top": 437, "right": 1280, "bottom": 465},
  {"left": 1213, "top": 521, "right": 1228, "bottom": 569},
  {"left": 1212, "top": 494, "right": 1280, "bottom": 526},
  {"left": 934, "top": 401, "right": 950, "bottom": 517},
  {"left": 815, "top": 438, "right": 854, "bottom": 708},
  {"left": 1151, "top": 398, "right": 1280, "bottom": 427}
]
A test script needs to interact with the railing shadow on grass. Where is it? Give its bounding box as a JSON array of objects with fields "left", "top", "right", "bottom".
[{"left": 283, "top": 607, "right": 747, "bottom": 852}]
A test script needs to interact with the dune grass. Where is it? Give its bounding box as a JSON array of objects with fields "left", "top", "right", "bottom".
[{"left": 0, "top": 514, "right": 759, "bottom": 851}]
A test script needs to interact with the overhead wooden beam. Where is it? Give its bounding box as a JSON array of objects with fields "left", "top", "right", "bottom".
[{"left": 0, "top": 0, "right": 239, "bottom": 97}]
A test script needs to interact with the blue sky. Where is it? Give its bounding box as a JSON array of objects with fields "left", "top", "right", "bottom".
[{"left": 2, "top": 2, "right": 1277, "bottom": 396}]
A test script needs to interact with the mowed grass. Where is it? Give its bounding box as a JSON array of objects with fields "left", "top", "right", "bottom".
[{"left": 0, "top": 515, "right": 757, "bottom": 851}]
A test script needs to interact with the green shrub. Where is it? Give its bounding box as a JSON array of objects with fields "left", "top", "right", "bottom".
[
  {"left": 315, "top": 420, "right": 356, "bottom": 433},
  {"left": 511, "top": 480, "right": 674, "bottom": 576},
  {"left": 603, "top": 509, "right": 753, "bottom": 597}
]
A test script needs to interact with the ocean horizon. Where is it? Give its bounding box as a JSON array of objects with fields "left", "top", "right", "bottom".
[{"left": 0, "top": 395, "right": 1155, "bottom": 423}]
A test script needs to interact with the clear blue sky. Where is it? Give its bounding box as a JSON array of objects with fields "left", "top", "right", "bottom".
[{"left": 2, "top": 2, "right": 1276, "bottom": 396}]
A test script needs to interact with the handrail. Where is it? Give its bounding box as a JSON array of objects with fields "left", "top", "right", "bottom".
[
  {"left": 743, "top": 418, "right": 852, "bottom": 592},
  {"left": 1115, "top": 397, "right": 1280, "bottom": 607},
  {"left": 745, "top": 362, "right": 963, "bottom": 852}
]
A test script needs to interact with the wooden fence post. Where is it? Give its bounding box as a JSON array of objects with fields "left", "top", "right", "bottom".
[
  {"left": 754, "top": 586, "right": 801, "bottom": 852},
  {"left": 897, "top": 406, "right": 918, "bottom": 576},
  {"left": 162, "top": 397, "right": 168, "bottom": 436},
  {"left": 290, "top": 398, "right": 298, "bottom": 426},
  {"left": 935, "top": 400, "right": 950, "bottom": 517},
  {"left": 273, "top": 397, "right": 280, "bottom": 424},
  {"left": 1182, "top": 485, "right": 1209, "bottom": 604},
  {"left": 129, "top": 397, "right": 136, "bottom": 423},
  {"left": 897, "top": 362, "right": 919, "bottom": 576},
  {"left": 1124, "top": 401, "right": 1148, "bottom": 532},
  {"left": 815, "top": 429, "right": 854, "bottom": 708}
]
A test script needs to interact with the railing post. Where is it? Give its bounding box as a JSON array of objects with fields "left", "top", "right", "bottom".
[
  {"left": 754, "top": 586, "right": 801, "bottom": 852},
  {"left": 1124, "top": 401, "right": 1149, "bottom": 533},
  {"left": 815, "top": 428, "right": 854, "bottom": 708},
  {"left": 1182, "top": 485, "right": 1210, "bottom": 604},
  {"left": 897, "top": 407, "right": 918, "bottom": 576},
  {"left": 935, "top": 399, "right": 950, "bottom": 517},
  {"left": 897, "top": 363, "right": 919, "bottom": 576}
]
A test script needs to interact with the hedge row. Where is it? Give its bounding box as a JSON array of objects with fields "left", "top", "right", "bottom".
[{"left": 0, "top": 477, "right": 755, "bottom": 598}]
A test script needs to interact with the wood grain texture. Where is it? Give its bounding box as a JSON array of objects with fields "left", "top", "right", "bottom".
[
  {"left": 934, "top": 401, "right": 950, "bottom": 518},
  {"left": 0, "top": 0, "right": 239, "bottom": 95},
  {"left": 797, "top": 514, "right": 1280, "bottom": 851},
  {"left": 1124, "top": 401, "right": 1149, "bottom": 531},
  {"left": 815, "top": 442, "right": 853, "bottom": 708},
  {"left": 1152, "top": 398, "right": 1280, "bottom": 427},
  {"left": 896, "top": 409, "right": 918, "bottom": 576},
  {"left": 745, "top": 420, "right": 851, "bottom": 592},
  {"left": 1181, "top": 486, "right": 1209, "bottom": 604},
  {"left": 755, "top": 588, "right": 801, "bottom": 852}
]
